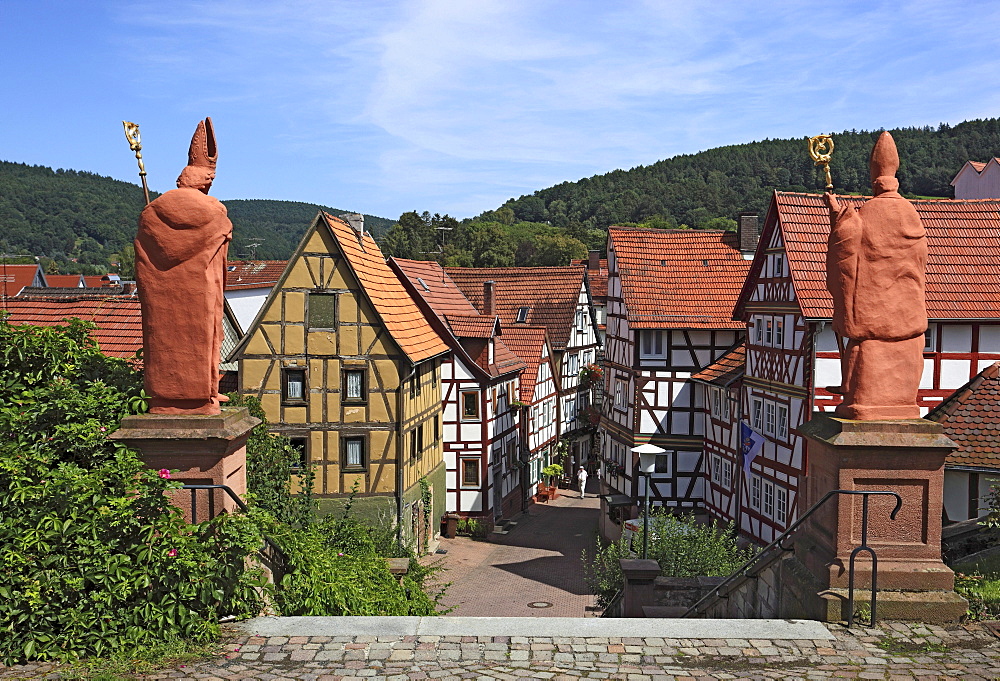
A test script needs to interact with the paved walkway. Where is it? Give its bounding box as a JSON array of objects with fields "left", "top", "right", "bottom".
[
  {"left": 5, "top": 618, "right": 1000, "bottom": 679},
  {"left": 427, "top": 484, "right": 601, "bottom": 617}
]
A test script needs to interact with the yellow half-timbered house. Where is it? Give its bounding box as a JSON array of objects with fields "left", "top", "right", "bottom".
[{"left": 231, "top": 212, "right": 449, "bottom": 548}]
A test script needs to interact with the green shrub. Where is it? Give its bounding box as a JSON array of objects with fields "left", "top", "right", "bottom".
[
  {"left": 456, "top": 517, "right": 489, "bottom": 539},
  {"left": 582, "top": 511, "right": 751, "bottom": 608},
  {"left": 0, "top": 317, "right": 266, "bottom": 664}
]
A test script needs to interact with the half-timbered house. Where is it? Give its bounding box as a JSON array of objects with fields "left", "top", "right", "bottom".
[
  {"left": 600, "top": 227, "right": 753, "bottom": 514},
  {"left": 730, "top": 191, "right": 1000, "bottom": 542},
  {"left": 500, "top": 325, "right": 561, "bottom": 499},
  {"left": 389, "top": 258, "right": 526, "bottom": 522},
  {"left": 230, "top": 213, "right": 449, "bottom": 547},
  {"left": 446, "top": 266, "right": 601, "bottom": 477}
]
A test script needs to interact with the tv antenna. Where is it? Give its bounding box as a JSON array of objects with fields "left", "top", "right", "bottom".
[{"left": 241, "top": 238, "right": 265, "bottom": 262}]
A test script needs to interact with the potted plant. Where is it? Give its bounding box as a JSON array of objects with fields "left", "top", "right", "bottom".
[
  {"left": 541, "top": 463, "right": 564, "bottom": 499},
  {"left": 578, "top": 363, "right": 603, "bottom": 388}
]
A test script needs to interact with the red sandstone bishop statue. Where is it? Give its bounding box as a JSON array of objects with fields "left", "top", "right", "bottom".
[
  {"left": 824, "top": 131, "right": 928, "bottom": 420},
  {"left": 135, "top": 117, "right": 232, "bottom": 415}
]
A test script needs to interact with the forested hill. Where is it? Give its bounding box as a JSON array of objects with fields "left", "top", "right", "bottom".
[
  {"left": 0, "top": 160, "right": 391, "bottom": 271},
  {"left": 498, "top": 119, "right": 1000, "bottom": 230}
]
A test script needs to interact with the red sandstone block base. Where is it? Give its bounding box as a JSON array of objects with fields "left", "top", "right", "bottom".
[{"left": 111, "top": 407, "right": 259, "bottom": 523}]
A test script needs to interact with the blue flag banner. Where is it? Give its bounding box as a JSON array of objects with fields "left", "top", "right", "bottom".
[{"left": 740, "top": 422, "right": 765, "bottom": 474}]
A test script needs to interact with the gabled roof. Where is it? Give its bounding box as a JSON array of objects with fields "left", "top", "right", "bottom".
[
  {"left": 82, "top": 275, "right": 107, "bottom": 288},
  {"left": 444, "top": 266, "right": 587, "bottom": 350},
  {"left": 2, "top": 295, "right": 143, "bottom": 359},
  {"left": 45, "top": 274, "right": 85, "bottom": 287},
  {"left": 444, "top": 314, "right": 500, "bottom": 339},
  {"left": 390, "top": 258, "right": 524, "bottom": 380},
  {"left": 225, "top": 260, "right": 287, "bottom": 291},
  {"left": 734, "top": 192, "right": 1000, "bottom": 321},
  {"left": 18, "top": 286, "right": 136, "bottom": 298},
  {"left": 499, "top": 325, "right": 555, "bottom": 403},
  {"left": 951, "top": 158, "right": 1000, "bottom": 186},
  {"left": 609, "top": 228, "right": 750, "bottom": 330},
  {"left": 1, "top": 264, "right": 46, "bottom": 298},
  {"left": 926, "top": 361, "right": 1000, "bottom": 471},
  {"left": 690, "top": 344, "right": 745, "bottom": 387}
]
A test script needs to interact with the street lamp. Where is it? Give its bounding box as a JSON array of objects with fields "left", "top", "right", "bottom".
[{"left": 631, "top": 443, "right": 667, "bottom": 559}]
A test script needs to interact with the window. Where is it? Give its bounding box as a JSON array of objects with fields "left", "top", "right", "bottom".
[
  {"left": 774, "top": 318, "right": 784, "bottom": 348},
  {"left": 712, "top": 454, "right": 722, "bottom": 483},
  {"left": 576, "top": 308, "right": 587, "bottom": 332},
  {"left": 764, "top": 318, "right": 773, "bottom": 346},
  {"left": 776, "top": 486, "right": 788, "bottom": 524},
  {"left": 342, "top": 436, "right": 366, "bottom": 471},
  {"left": 283, "top": 368, "right": 306, "bottom": 403},
  {"left": 516, "top": 306, "right": 530, "bottom": 323},
  {"left": 415, "top": 365, "right": 422, "bottom": 397},
  {"left": 614, "top": 380, "right": 627, "bottom": 409},
  {"left": 289, "top": 437, "right": 308, "bottom": 470},
  {"left": 461, "top": 458, "right": 481, "bottom": 487},
  {"left": 924, "top": 325, "right": 936, "bottom": 351},
  {"left": 711, "top": 388, "right": 722, "bottom": 418},
  {"left": 751, "top": 398, "right": 763, "bottom": 431},
  {"left": 763, "top": 480, "right": 775, "bottom": 518},
  {"left": 567, "top": 353, "right": 579, "bottom": 378},
  {"left": 461, "top": 391, "right": 480, "bottom": 419},
  {"left": 640, "top": 330, "right": 666, "bottom": 359},
  {"left": 754, "top": 317, "right": 763, "bottom": 344},
  {"left": 412, "top": 425, "right": 423, "bottom": 460},
  {"left": 308, "top": 293, "right": 336, "bottom": 329},
  {"left": 777, "top": 405, "right": 788, "bottom": 439},
  {"left": 765, "top": 401, "right": 776, "bottom": 435},
  {"left": 773, "top": 253, "right": 785, "bottom": 278},
  {"left": 722, "top": 460, "right": 733, "bottom": 490},
  {"left": 654, "top": 453, "right": 670, "bottom": 474},
  {"left": 343, "top": 368, "right": 366, "bottom": 403},
  {"left": 431, "top": 363, "right": 438, "bottom": 390},
  {"left": 433, "top": 416, "right": 440, "bottom": 445},
  {"left": 751, "top": 475, "right": 761, "bottom": 509}
]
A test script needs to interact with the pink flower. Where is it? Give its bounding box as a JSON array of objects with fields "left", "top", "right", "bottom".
[
  {"left": 100, "top": 427, "right": 107, "bottom": 432},
  {"left": 158, "top": 469, "right": 171, "bottom": 479},
  {"left": 167, "top": 549, "right": 178, "bottom": 557}
]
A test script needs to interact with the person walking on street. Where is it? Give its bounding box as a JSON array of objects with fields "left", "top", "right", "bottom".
[{"left": 578, "top": 466, "right": 589, "bottom": 499}]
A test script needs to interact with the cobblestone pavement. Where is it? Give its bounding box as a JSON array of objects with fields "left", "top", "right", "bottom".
[
  {"left": 4, "top": 621, "right": 1000, "bottom": 679},
  {"left": 427, "top": 484, "right": 601, "bottom": 617}
]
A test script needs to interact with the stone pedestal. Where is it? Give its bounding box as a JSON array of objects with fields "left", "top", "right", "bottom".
[
  {"left": 796, "top": 413, "right": 967, "bottom": 621},
  {"left": 620, "top": 559, "right": 661, "bottom": 618},
  {"left": 112, "top": 407, "right": 259, "bottom": 523}
]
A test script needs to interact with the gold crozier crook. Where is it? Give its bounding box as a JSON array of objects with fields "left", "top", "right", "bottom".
[
  {"left": 123, "top": 121, "right": 151, "bottom": 205},
  {"left": 808, "top": 134, "right": 835, "bottom": 191}
]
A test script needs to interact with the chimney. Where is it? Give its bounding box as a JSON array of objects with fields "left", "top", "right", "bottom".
[
  {"left": 738, "top": 212, "right": 760, "bottom": 260},
  {"left": 483, "top": 280, "right": 495, "bottom": 316},
  {"left": 588, "top": 250, "right": 600, "bottom": 270},
  {"left": 344, "top": 213, "right": 365, "bottom": 233},
  {"left": 122, "top": 282, "right": 135, "bottom": 295}
]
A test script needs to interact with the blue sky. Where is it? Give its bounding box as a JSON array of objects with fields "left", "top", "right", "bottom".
[{"left": 3, "top": 1, "right": 1000, "bottom": 220}]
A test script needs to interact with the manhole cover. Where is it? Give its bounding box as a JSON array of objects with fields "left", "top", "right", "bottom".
[{"left": 527, "top": 601, "right": 553, "bottom": 608}]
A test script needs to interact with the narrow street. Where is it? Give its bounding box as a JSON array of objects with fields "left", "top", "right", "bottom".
[{"left": 425, "top": 481, "right": 602, "bottom": 617}]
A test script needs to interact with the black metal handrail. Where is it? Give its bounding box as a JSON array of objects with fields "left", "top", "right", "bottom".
[
  {"left": 682, "top": 489, "right": 902, "bottom": 627},
  {"left": 181, "top": 484, "right": 288, "bottom": 571}
]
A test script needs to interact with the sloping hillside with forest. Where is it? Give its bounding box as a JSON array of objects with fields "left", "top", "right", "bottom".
[{"left": 0, "top": 161, "right": 390, "bottom": 273}]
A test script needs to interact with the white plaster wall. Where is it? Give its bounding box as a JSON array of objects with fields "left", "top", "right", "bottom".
[
  {"left": 814, "top": 357, "right": 841, "bottom": 390},
  {"left": 460, "top": 492, "right": 483, "bottom": 512},
  {"left": 943, "top": 470, "right": 969, "bottom": 522},
  {"left": 940, "top": 359, "right": 972, "bottom": 390},
  {"left": 980, "top": 325, "right": 1000, "bottom": 353},
  {"left": 941, "top": 325, "right": 973, "bottom": 353},
  {"left": 225, "top": 288, "right": 269, "bottom": 331}
]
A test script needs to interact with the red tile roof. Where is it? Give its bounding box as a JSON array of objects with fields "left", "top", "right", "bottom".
[
  {"left": 499, "top": 325, "right": 553, "bottom": 403},
  {"left": 736, "top": 192, "right": 1000, "bottom": 321},
  {"left": 444, "top": 266, "right": 586, "bottom": 350},
  {"left": 225, "top": 260, "right": 287, "bottom": 290},
  {"left": 444, "top": 314, "right": 499, "bottom": 339},
  {"left": 609, "top": 228, "right": 750, "bottom": 329},
  {"left": 690, "top": 344, "right": 745, "bottom": 386},
  {"left": 82, "top": 275, "right": 107, "bottom": 288},
  {"left": 390, "top": 258, "right": 524, "bottom": 379},
  {"left": 926, "top": 361, "right": 1000, "bottom": 471},
  {"left": 45, "top": 274, "right": 85, "bottom": 287},
  {"left": 324, "top": 215, "right": 448, "bottom": 364},
  {"left": 0, "top": 264, "right": 45, "bottom": 298},
  {"left": 572, "top": 258, "right": 609, "bottom": 299},
  {"left": 969, "top": 160, "right": 990, "bottom": 173},
  {"left": 3, "top": 295, "right": 143, "bottom": 359}
]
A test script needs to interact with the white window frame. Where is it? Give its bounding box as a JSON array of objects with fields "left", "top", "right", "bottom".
[
  {"left": 763, "top": 480, "right": 775, "bottom": 518},
  {"left": 722, "top": 459, "right": 733, "bottom": 490},
  {"left": 711, "top": 454, "right": 722, "bottom": 484},
  {"left": 754, "top": 317, "right": 763, "bottom": 345},
  {"left": 751, "top": 475, "right": 762, "bottom": 510},
  {"left": 765, "top": 401, "right": 776, "bottom": 435},
  {"left": 764, "top": 317, "right": 773, "bottom": 346},
  {"left": 774, "top": 318, "right": 784, "bottom": 348},
  {"left": 777, "top": 405, "right": 788, "bottom": 440},
  {"left": 774, "top": 253, "right": 785, "bottom": 278},
  {"left": 776, "top": 486, "right": 788, "bottom": 524},
  {"left": 751, "top": 397, "right": 764, "bottom": 431},
  {"left": 640, "top": 330, "right": 666, "bottom": 359}
]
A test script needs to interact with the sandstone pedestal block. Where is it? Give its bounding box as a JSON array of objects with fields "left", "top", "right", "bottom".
[
  {"left": 112, "top": 406, "right": 259, "bottom": 523},
  {"left": 796, "top": 413, "right": 967, "bottom": 622}
]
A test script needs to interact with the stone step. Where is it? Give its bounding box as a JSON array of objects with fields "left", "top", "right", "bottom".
[{"left": 240, "top": 616, "right": 835, "bottom": 640}]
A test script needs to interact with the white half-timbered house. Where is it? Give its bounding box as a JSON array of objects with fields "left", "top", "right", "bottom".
[
  {"left": 390, "top": 258, "right": 526, "bottom": 522},
  {"left": 501, "top": 325, "right": 561, "bottom": 498},
  {"left": 600, "top": 226, "right": 755, "bottom": 514},
  {"left": 446, "top": 266, "right": 602, "bottom": 477},
  {"left": 729, "top": 191, "right": 1000, "bottom": 542}
]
